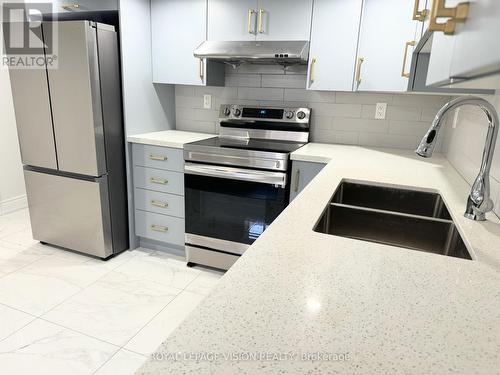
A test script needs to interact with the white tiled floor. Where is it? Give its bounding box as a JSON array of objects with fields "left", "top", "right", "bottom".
[{"left": 0, "top": 209, "right": 224, "bottom": 375}]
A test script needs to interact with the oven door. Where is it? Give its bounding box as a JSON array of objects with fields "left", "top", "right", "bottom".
[{"left": 184, "top": 163, "right": 289, "bottom": 254}]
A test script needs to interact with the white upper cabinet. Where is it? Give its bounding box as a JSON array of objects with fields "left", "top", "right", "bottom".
[
  {"left": 449, "top": 0, "right": 500, "bottom": 83},
  {"left": 208, "top": 0, "right": 313, "bottom": 41},
  {"left": 355, "top": 0, "right": 419, "bottom": 92},
  {"left": 426, "top": 0, "right": 462, "bottom": 86},
  {"left": 255, "top": 0, "right": 313, "bottom": 41},
  {"left": 208, "top": 0, "right": 258, "bottom": 41},
  {"left": 307, "top": 0, "right": 363, "bottom": 91},
  {"left": 152, "top": 0, "right": 208, "bottom": 86}
]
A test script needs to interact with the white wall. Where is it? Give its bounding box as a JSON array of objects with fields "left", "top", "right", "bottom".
[
  {"left": 0, "top": 67, "right": 26, "bottom": 215},
  {"left": 174, "top": 65, "right": 452, "bottom": 150},
  {"left": 442, "top": 94, "right": 500, "bottom": 218}
]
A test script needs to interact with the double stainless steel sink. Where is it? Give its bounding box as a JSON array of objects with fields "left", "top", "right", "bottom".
[{"left": 314, "top": 181, "right": 472, "bottom": 260}]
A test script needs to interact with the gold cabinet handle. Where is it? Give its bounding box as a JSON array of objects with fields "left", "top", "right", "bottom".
[
  {"left": 151, "top": 200, "right": 168, "bottom": 208},
  {"left": 294, "top": 169, "right": 300, "bottom": 192},
  {"left": 401, "top": 41, "right": 416, "bottom": 78},
  {"left": 60, "top": 3, "right": 80, "bottom": 10},
  {"left": 309, "top": 58, "right": 317, "bottom": 85},
  {"left": 149, "top": 154, "right": 167, "bottom": 161},
  {"left": 151, "top": 224, "right": 168, "bottom": 233},
  {"left": 258, "top": 9, "right": 264, "bottom": 33},
  {"left": 248, "top": 9, "right": 256, "bottom": 34},
  {"left": 429, "top": 0, "right": 469, "bottom": 35},
  {"left": 198, "top": 58, "right": 204, "bottom": 81},
  {"left": 355, "top": 57, "right": 364, "bottom": 85},
  {"left": 413, "top": 0, "right": 429, "bottom": 21},
  {"left": 149, "top": 177, "right": 168, "bottom": 185}
]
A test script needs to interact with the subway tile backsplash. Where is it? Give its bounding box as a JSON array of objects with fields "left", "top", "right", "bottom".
[{"left": 175, "top": 65, "right": 451, "bottom": 150}]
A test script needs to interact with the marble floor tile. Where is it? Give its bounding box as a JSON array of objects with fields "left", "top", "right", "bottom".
[
  {"left": 0, "top": 319, "right": 118, "bottom": 375},
  {"left": 0, "top": 269, "right": 83, "bottom": 316},
  {"left": 43, "top": 271, "right": 182, "bottom": 347},
  {"left": 0, "top": 304, "right": 35, "bottom": 341},
  {"left": 125, "top": 290, "right": 206, "bottom": 355},
  {"left": 0, "top": 246, "right": 42, "bottom": 274},
  {"left": 185, "top": 268, "right": 224, "bottom": 296},
  {"left": 113, "top": 250, "right": 201, "bottom": 290},
  {"left": 94, "top": 349, "right": 147, "bottom": 375},
  {"left": 0, "top": 229, "right": 39, "bottom": 247},
  {"left": 0, "top": 239, "right": 56, "bottom": 257}
]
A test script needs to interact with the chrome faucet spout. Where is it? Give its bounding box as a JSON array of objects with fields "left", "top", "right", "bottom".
[{"left": 415, "top": 96, "right": 499, "bottom": 221}]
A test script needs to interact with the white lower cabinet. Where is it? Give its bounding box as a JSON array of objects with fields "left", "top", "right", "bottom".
[
  {"left": 132, "top": 143, "right": 185, "bottom": 250},
  {"left": 289, "top": 161, "right": 326, "bottom": 202}
]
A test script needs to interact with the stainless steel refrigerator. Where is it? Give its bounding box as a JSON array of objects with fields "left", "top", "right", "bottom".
[{"left": 7, "top": 21, "right": 128, "bottom": 258}]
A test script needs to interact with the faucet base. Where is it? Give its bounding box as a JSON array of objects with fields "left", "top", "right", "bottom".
[{"left": 464, "top": 211, "right": 486, "bottom": 221}]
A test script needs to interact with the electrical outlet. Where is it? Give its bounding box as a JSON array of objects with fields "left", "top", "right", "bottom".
[
  {"left": 375, "top": 103, "right": 387, "bottom": 120},
  {"left": 203, "top": 94, "right": 212, "bottom": 109}
]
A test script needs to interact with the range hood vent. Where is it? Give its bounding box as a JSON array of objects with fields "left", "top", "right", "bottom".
[{"left": 194, "top": 41, "right": 309, "bottom": 65}]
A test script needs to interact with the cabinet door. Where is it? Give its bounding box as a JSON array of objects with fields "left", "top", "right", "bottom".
[
  {"left": 255, "top": 0, "right": 313, "bottom": 41},
  {"left": 426, "top": 0, "right": 462, "bottom": 86},
  {"left": 307, "top": 0, "right": 363, "bottom": 91},
  {"left": 450, "top": 0, "right": 500, "bottom": 81},
  {"left": 208, "top": 0, "right": 257, "bottom": 41},
  {"left": 289, "top": 161, "right": 326, "bottom": 202},
  {"left": 152, "top": 0, "right": 207, "bottom": 85},
  {"left": 356, "top": 0, "right": 419, "bottom": 92}
]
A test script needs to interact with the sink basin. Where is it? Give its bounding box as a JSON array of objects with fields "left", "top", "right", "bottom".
[{"left": 315, "top": 181, "right": 472, "bottom": 260}]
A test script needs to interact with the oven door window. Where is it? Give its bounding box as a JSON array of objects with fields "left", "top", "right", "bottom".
[{"left": 185, "top": 174, "right": 288, "bottom": 245}]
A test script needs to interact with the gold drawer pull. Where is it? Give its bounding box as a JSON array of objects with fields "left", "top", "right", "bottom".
[
  {"left": 429, "top": 0, "right": 469, "bottom": 35},
  {"left": 149, "top": 154, "right": 167, "bottom": 161},
  {"left": 149, "top": 177, "right": 168, "bottom": 185},
  {"left": 401, "top": 41, "right": 416, "bottom": 78},
  {"left": 413, "top": 0, "right": 429, "bottom": 21},
  {"left": 151, "top": 200, "right": 168, "bottom": 208},
  {"left": 151, "top": 224, "right": 168, "bottom": 233}
]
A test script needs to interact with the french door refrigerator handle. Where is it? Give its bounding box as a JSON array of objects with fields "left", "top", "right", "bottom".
[{"left": 184, "top": 162, "right": 287, "bottom": 187}]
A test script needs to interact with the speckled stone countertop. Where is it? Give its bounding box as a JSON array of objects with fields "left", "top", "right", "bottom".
[
  {"left": 138, "top": 144, "right": 500, "bottom": 374},
  {"left": 127, "top": 130, "right": 215, "bottom": 149}
]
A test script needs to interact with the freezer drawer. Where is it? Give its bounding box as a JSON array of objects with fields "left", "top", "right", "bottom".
[{"left": 24, "top": 169, "right": 113, "bottom": 258}]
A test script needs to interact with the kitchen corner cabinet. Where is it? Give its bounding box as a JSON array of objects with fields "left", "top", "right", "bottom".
[
  {"left": 355, "top": 0, "right": 421, "bottom": 92},
  {"left": 307, "top": 0, "right": 363, "bottom": 91},
  {"left": 289, "top": 161, "right": 326, "bottom": 202},
  {"left": 208, "top": 0, "right": 313, "bottom": 41},
  {"left": 151, "top": 0, "right": 224, "bottom": 86},
  {"left": 427, "top": 0, "right": 500, "bottom": 89}
]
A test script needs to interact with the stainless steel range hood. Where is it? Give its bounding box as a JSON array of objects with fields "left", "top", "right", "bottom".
[{"left": 194, "top": 41, "right": 309, "bottom": 65}]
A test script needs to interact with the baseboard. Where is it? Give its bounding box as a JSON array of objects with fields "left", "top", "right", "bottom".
[{"left": 0, "top": 194, "right": 28, "bottom": 215}]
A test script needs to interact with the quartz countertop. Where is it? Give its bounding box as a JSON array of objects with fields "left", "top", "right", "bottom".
[
  {"left": 138, "top": 144, "right": 500, "bottom": 374},
  {"left": 127, "top": 130, "right": 215, "bottom": 149}
]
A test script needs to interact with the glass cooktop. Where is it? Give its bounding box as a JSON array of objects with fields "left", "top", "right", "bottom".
[{"left": 187, "top": 137, "right": 306, "bottom": 154}]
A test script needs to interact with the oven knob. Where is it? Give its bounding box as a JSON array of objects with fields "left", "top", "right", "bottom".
[
  {"left": 275, "top": 161, "right": 281, "bottom": 168},
  {"left": 223, "top": 107, "right": 231, "bottom": 116},
  {"left": 233, "top": 108, "right": 242, "bottom": 116},
  {"left": 285, "top": 111, "right": 294, "bottom": 119},
  {"left": 296, "top": 111, "right": 306, "bottom": 120}
]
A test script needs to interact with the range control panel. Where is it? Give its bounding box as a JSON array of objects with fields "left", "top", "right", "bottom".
[{"left": 219, "top": 104, "right": 311, "bottom": 123}]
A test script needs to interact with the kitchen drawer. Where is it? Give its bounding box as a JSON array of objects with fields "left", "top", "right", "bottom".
[
  {"left": 134, "top": 188, "right": 184, "bottom": 218},
  {"left": 135, "top": 210, "right": 185, "bottom": 246},
  {"left": 132, "top": 143, "right": 184, "bottom": 172},
  {"left": 133, "top": 166, "right": 184, "bottom": 195}
]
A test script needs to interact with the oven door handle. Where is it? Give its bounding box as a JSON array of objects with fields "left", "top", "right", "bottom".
[{"left": 184, "top": 162, "right": 287, "bottom": 187}]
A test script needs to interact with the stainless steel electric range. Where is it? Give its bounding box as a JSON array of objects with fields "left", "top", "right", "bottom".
[{"left": 183, "top": 104, "right": 311, "bottom": 270}]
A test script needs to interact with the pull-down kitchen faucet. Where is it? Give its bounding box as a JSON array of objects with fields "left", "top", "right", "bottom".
[{"left": 416, "top": 96, "right": 499, "bottom": 221}]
